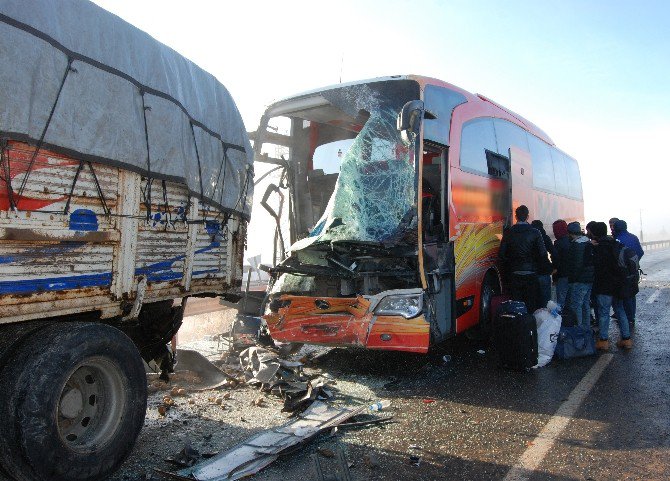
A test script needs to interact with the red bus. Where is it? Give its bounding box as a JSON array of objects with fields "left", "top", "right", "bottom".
[{"left": 251, "top": 75, "right": 584, "bottom": 353}]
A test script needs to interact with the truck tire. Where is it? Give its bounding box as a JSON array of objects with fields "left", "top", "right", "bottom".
[{"left": 0, "top": 322, "right": 147, "bottom": 481}]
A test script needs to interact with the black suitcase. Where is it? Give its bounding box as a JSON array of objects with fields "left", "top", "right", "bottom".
[{"left": 493, "top": 311, "right": 538, "bottom": 371}]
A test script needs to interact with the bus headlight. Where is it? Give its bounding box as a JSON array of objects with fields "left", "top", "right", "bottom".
[{"left": 374, "top": 294, "right": 423, "bottom": 319}]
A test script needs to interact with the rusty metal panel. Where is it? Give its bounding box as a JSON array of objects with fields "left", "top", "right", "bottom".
[{"left": 0, "top": 140, "right": 246, "bottom": 322}]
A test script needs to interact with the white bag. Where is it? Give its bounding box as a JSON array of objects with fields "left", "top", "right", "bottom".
[{"left": 533, "top": 301, "right": 562, "bottom": 367}]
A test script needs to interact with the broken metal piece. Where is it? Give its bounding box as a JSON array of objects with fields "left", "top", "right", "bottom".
[
  {"left": 338, "top": 415, "right": 394, "bottom": 429},
  {"left": 172, "top": 401, "right": 369, "bottom": 481},
  {"left": 165, "top": 441, "right": 200, "bottom": 468}
]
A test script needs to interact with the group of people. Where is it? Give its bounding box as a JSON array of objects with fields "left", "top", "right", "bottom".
[{"left": 498, "top": 205, "right": 643, "bottom": 351}]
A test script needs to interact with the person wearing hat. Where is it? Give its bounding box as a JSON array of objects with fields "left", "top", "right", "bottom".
[
  {"left": 564, "top": 221, "right": 594, "bottom": 328},
  {"left": 591, "top": 221, "right": 632, "bottom": 350},
  {"left": 498, "top": 205, "right": 547, "bottom": 312},
  {"left": 612, "top": 219, "right": 643, "bottom": 327}
]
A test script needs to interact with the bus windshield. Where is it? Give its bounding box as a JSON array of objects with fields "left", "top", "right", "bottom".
[{"left": 303, "top": 106, "right": 416, "bottom": 246}]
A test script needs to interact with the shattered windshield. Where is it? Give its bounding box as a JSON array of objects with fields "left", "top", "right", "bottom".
[{"left": 305, "top": 107, "right": 416, "bottom": 245}]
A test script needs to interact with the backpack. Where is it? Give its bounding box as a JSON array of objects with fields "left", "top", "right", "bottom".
[{"left": 613, "top": 243, "right": 640, "bottom": 297}]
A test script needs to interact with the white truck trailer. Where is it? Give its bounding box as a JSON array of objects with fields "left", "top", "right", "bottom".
[{"left": 0, "top": 1, "right": 253, "bottom": 479}]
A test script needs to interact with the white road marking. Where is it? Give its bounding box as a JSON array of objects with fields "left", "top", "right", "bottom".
[
  {"left": 646, "top": 289, "right": 661, "bottom": 304},
  {"left": 504, "top": 353, "right": 614, "bottom": 481}
]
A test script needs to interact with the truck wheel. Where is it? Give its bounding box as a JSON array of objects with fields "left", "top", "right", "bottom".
[{"left": 0, "top": 322, "right": 147, "bottom": 481}]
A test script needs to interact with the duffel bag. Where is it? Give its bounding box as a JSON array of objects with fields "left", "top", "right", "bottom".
[{"left": 554, "top": 325, "right": 595, "bottom": 360}]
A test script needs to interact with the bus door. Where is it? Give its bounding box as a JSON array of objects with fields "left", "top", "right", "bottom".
[
  {"left": 422, "top": 143, "right": 455, "bottom": 341},
  {"left": 485, "top": 148, "right": 513, "bottom": 229}
]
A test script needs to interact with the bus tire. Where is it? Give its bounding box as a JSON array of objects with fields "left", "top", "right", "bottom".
[
  {"left": 467, "top": 271, "right": 500, "bottom": 341},
  {"left": 0, "top": 322, "right": 147, "bottom": 481}
]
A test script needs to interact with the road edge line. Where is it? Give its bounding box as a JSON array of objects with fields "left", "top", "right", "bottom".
[
  {"left": 503, "top": 353, "right": 614, "bottom": 481},
  {"left": 646, "top": 289, "right": 661, "bottom": 304}
]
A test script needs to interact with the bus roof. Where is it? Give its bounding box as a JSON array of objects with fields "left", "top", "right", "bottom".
[{"left": 264, "top": 74, "right": 554, "bottom": 145}]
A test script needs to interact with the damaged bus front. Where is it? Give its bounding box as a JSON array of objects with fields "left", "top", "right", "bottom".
[{"left": 253, "top": 77, "right": 462, "bottom": 353}]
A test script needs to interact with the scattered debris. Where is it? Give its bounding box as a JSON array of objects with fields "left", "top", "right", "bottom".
[
  {"left": 165, "top": 441, "right": 200, "bottom": 468},
  {"left": 338, "top": 415, "right": 394, "bottom": 429},
  {"left": 160, "top": 401, "right": 382, "bottom": 481},
  {"left": 422, "top": 398, "right": 436, "bottom": 404},
  {"left": 363, "top": 453, "right": 379, "bottom": 469},
  {"left": 316, "top": 447, "right": 336, "bottom": 458},
  {"left": 477, "top": 349, "right": 486, "bottom": 355},
  {"left": 409, "top": 454, "right": 421, "bottom": 467},
  {"left": 442, "top": 355, "right": 451, "bottom": 363},
  {"left": 368, "top": 399, "right": 390, "bottom": 412},
  {"left": 312, "top": 445, "right": 353, "bottom": 481},
  {"left": 147, "top": 349, "right": 233, "bottom": 392}
]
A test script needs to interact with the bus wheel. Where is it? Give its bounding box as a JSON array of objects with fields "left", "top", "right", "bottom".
[
  {"left": 467, "top": 273, "right": 500, "bottom": 341},
  {"left": 0, "top": 322, "right": 147, "bottom": 481}
]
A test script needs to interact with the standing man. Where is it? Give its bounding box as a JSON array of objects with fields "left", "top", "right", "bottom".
[
  {"left": 564, "top": 222, "right": 594, "bottom": 328},
  {"left": 591, "top": 222, "right": 632, "bottom": 350},
  {"left": 612, "top": 219, "right": 643, "bottom": 326},
  {"left": 552, "top": 220, "right": 571, "bottom": 307},
  {"left": 498, "top": 205, "right": 547, "bottom": 312},
  {"left": 609, "top": 217, "right": 620, "bottom": 237},
  {"left": 531, "top": 220, "right": 554, "bottom": 309}
]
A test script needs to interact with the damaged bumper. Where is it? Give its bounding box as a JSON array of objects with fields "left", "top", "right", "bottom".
[{"left": 263, "top": 289, "right": 430, "bottom": 353}]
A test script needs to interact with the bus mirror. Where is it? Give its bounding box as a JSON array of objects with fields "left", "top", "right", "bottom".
[{"left": 397, "top": 100, "right": 437, "bottom": 134}]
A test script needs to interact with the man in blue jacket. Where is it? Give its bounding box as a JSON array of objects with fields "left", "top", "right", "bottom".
[{"left": 613, "top": 219, "right": 643, "bottom": 326}]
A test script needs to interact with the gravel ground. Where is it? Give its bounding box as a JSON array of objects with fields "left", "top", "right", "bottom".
[{"left": 0, "top": 264, "right": 666, "bottom": 481}]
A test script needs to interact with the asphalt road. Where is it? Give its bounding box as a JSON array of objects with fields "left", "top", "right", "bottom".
[
  {"left": 244, "top": 248, "right": 670, "bottom": 481},
  {"left": 106, "top": 248, "right": 670, "bottom": 481}
]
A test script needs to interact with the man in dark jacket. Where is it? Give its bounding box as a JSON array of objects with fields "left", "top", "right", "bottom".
[
  {"left": 591, "top": 222, "right": 632, "bottom": 350},
  {"left": 531, "top": 220, "right": 554, "bottom": 309},
  {"left": 612, "top": 219, "right": 643, "bottom": 326},
  {"left": 564, "top": 222, "right": 594, "bottom": 328},
  {"left": 498, "top": 205, "right": 547, "bottom": 312},
  {"left": 552, "top": 220, "right": 570, "bottom": 307}
]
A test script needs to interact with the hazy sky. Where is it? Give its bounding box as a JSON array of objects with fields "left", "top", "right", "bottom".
[{"left": 93, "top": 0, "right": 670, "bottom": 247}]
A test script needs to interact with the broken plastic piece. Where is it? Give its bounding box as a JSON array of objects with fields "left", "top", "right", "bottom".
[{"left": 368, "top": 399, "right": 390, "bottom": 412}]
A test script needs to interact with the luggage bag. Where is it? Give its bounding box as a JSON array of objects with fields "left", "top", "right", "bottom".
[{"left": 494, "top": 309, "right": 538, "bottom": 371}]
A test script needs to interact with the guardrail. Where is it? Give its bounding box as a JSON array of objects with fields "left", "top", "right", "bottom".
[{"left": 642, "top": 240, "right": 670, "bottom": 250}]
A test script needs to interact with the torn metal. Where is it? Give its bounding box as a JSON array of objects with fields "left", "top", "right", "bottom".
[{"left": 168, "top": 401, "right": 370, "bottom": 481}]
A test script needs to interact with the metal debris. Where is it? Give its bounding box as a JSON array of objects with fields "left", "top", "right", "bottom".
[
  {"left": 165, "top": 441, "right": 200, "bottom": 468},
  {"left": 163, "top": 401, "right": 372, "bottom": 481}
]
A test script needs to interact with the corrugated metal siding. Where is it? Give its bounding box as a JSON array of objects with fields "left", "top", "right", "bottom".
[
  {"left": 0, "top": 241, "right": 114, "bottom": 295},
  {"left": 191, "top": 228, "right": 229, "bottom": 280},
  {"left": 1, "top": 141, "right": 244, "bottom": 321}
]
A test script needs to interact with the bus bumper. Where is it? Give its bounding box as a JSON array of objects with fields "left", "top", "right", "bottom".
[{"left": 263, "top": 294, "right": 430, "bottom": 354}]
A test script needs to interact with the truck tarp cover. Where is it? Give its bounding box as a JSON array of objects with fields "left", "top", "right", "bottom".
[{"left": 0, "top": 0, "right": 253, "bottom": 218}]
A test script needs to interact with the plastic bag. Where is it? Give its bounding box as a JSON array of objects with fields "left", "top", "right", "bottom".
[{"left": 533, "top": 301, "right": 562, "bottom": 367}]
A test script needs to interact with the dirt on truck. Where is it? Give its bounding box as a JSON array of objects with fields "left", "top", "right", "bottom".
[{"left": 0, "top": 1, "right": 253, "bottom": 480}]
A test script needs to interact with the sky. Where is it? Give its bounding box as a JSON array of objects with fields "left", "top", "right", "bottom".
[{"left": 92, "top": 0, "right": 670, "bottom": 253}]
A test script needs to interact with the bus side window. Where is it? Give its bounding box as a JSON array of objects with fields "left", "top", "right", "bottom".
[
  {"left": 564, "top": 155, "right": 583, "bottom": 199},
  {"left": 424, "top": 86, "right": 467, "bottom": 146},
  {"left": 460, "top": 118, "right": 496, "bottom": 174},
  {"left": 528, "top": 134, "right": 556, "bottom": 192},
  {"left": 551, "top": 148, "right": 569, "bottom": 196},
  {"left": 494, "top": 118, "right": 530, "bottom": 155}
]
